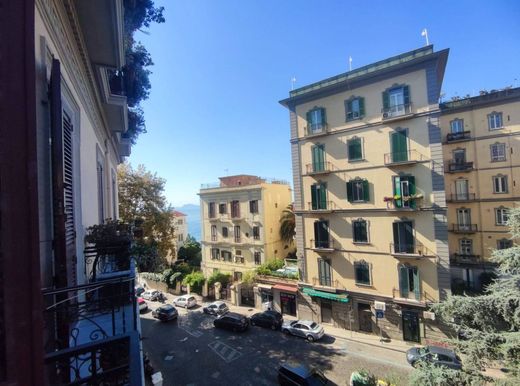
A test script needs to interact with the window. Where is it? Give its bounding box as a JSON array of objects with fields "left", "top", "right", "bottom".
[
  {"left": 235, "top": 250, "right": 244, "bottom": 264},
  {"left": 383, "top": 85, "right": 410, "bottom": 117},
  {"left": 345, "top": 97, "right": 365, "bottom": 120},
  {"left": 231, "top": 200, "right": 240, "bottom": 218},
  {"left": 253, "top": 226, "right": 260, "bottom": 240},
  {"left": 211, "top": 248, "right": 220, "bottom": 260},
  {"left": 178, "top": 234, "right": 184, "bottom": 242},
  {"left": 393, "top": 175, "right": 417, "bottom": 209},
  {"left": 234, "top": 272, "right": 243, "bottom": 282},
  {"left": 234, "top": 225, "right": 241, "bottom": 242},
  {"left": 495, "top": 207, "right": 509, "bottom": 225},
  {"left": 311, "top": 144, "right": 326, "bottom": 172},
  {"left": 313, "top": 220, "right": 330, "bottom": 249},
  {"left": 222, "top": 227, "right": 228, "bottom": 238},
  {"left": 497, "top": 239, "right": 513, "bottom": 250},
  {"left": 306, "top": 107, "right": 326, "bottom": 134},
  {"left": 457, "top": 208, "right": 472, "bottom": 229},
  {"left": 318, "top": 258, "right": 332, "bottom": 287},
  {"left": 249, "top": 200, "right": 258, "bottom": 214},
  {"left": 254, "top": 251, "right": 261, "bottom": 265},
  {"left": 390, "top": 129, "right": 409, "bottom": 162},
  {"left": 459, "top": 239, "right": 472, "bottom": 255},
  {"left": 221, "top": 250, "right": 232, "bottom": 262},
  {"left": 347, "top": 137, "right": 363, "bottom": 161},
  {"left": 352, "top": 219, "right": 368, "bottom": 243},
  {"left": 354, "top": 261, "right": 371, "bottom": 285},
  {"left": 211, "top": 225, "right": 217, "bottom": 241},
  {"left": 347, "top": 179, "right": 369, "bottom": 203},
  {"left": 450, "top": 119, "right": 464, "bottom": 133},
  {"left": 311, "top": 183, "right": 327, "bottom": 210},
  {"left": 490, "top": 143, "right": 506, "bottom": 162},
  {"left": 97, "top": 159, "right": 105, "bottom": 223},
  {"left": 399, "top": 265, "right": 420, "bottom": 300},
  {"left": 493, "top": 175, "right": 508, "bottom": 193},
  {"left": 209, "top": 202, "right": 216, "bottom": 218},
  {"left": 111, "top": 170, "right": 117, "bottom": 219},
  {"left": 393, "top": 221, "right": 414, "bottom": 254},
  {"left": 488, "top": 112, "right": 503, "bottom": 130},
  {"left": 219, "top": 203, "right": 227, "bottom": 214}
]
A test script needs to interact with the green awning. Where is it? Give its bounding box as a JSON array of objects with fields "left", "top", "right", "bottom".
[{"left": 302, "top": 287, "right": 349, "bottom": 303}]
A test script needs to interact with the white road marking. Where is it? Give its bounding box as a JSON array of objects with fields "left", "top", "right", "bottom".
[
  {"left": 164, "top": 355, "right": 173, "bottom": 361},
  {"left": 208, "top": 341, "right": 242, "bottom": 363}
]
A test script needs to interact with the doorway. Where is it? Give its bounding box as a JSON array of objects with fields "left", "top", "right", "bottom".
[
  {"left": 280, "top": 292, "right": 296, "bottom": 316},
  {"left": 320, "top": 300, "right": 333, "bottom": 324},
  {"left": 358, "top": 303, "right": 372, "bottom": 333},
  {"left": 402, "top": 310, "right": 420, "bottom": 342}
]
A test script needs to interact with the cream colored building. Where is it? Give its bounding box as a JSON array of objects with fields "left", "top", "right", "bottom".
[
  {"left": 280, "top": 46, "right": 450, "bottom": 343},
  {"left": 440, "top": 88, "right": 520, "bottom": 291},
  {"left": 199, "top": 175, "right": 293, "bottom": 281},
  {"left": 173, "top": 210, "right": 189, "bottom": 250}
]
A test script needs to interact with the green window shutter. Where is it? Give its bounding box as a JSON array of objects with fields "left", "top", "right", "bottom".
[
  {"left": 345, "top": 100, "right": 351, "bottom": 120},
  {"left": 360, "top": 222, "right": 367, "bottom": 242},
  {"left": 403, "top": 85, "right": 410, "bottom": 106},
  {"left": 413, "top": 267, "right": 420, "bottom": 300},
  {"left": 313, "top": 221, "right": 319, "bottom": 246},
  {"left": 312, "top": 146, "right": 324, "bottom": 172},
  {"left": 348, "top": 138, "right": 362, "bottom": 160},
  {"left": 382, "top": 90, "right": 390, "bottom": 111},
  {"left": 311, "top": 185, "right": 317, "bottom": 210},
  {"left": 359, "top": 97, "right": 365, "bottom": 117},
  {"left": 399, "top": 265, "right": 409, "bottom": 298},
  {"left": 362, "top": 179, "right": 369, "bottom": 202},
  {"left": 346, "top": 181, "right": 353, "bottom": 202},
  {"left": 353, "top": 221, "right": 360, "bottom": 241},
  {"left": 408, "top": 176, "right": 416, "bottom": 209},
  {"left": 320, "top": 108, "right": 326, "bottom": 125},
  {"left": 319, "top": 183, "right": 327, "bottom": 209},
  {"left": 306, "top": 111, "right": 312, "bottom": 126}
]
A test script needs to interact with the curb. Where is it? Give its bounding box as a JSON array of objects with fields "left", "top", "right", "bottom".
[{"left": 327, "top": 332, "right": 408, "bottom": 353}]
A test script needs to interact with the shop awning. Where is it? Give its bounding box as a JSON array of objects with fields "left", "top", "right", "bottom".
[
  {"left": 273, "top": 284, "right": 298, "bottom": 293},
  {"left": 302, "top": 287, "right": 349, "bottom": 303},
  {"left": 256, "top": 283, "right": 272, "bottom": 290}
]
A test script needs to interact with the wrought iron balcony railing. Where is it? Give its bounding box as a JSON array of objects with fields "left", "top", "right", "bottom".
[
  {"left": 390, "top": 242, "right": 434, "bottom": 257},
  {"left": 311, "top": 277, "right": 342, "bottom": 289},
  {"left": 306, "top": 162, "right": 333, "bottom": 175},
  {"left": 381, "top": 103, "right": 412, "bottom": 119},
  {"left": 446, "top": 193, "right": 476, "bottom": 202},
  {"left": 450, "top": 223, "right": 478, "bottom": 233},
  {"left": 446, "top": 161, "right": 474, "bottom": 173},
  {"left": 446, "top": 131, "right": 471, "bottom": 142},
  {"left": 307, "top": 200, "right": 336, "bottom": 212},
  {"left": 310, "top": 238, "right": 335, "bottom": 251},
  {"left": 305, "top": 123, "right": 329, "bottom": 136},
  {"left": 450, "top": 253, "right": 482, "bottom": 265},
  {"left": 384, "top": 149, "right": 426, "bottom": 165}
]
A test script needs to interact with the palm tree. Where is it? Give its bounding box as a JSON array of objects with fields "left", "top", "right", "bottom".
[{"left": 279, "top": 204, "right": 296, "bottom": 243}]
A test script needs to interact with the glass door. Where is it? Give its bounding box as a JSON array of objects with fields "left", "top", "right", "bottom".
[
  {"left": 457, "top": 208, "right": 471, "bottom": 231},
  {"left": 393, "top": 221, "right": 414, "bottom": 253},
  {"left": 455, "top": 179, "right": 469, "bottom": 201},
  {"left": 391, "top": 130, "right": 408, "bottom": 162},
  {"left": 389, "top": 88, "right": 405, "bottom": 116},
  {"left": 402, "top": 310, "right": 420, "bottom": 343}
]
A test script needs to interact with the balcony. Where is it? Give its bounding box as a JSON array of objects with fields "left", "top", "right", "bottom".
[
  {"left": 307, "top": 200, "right": 336, "bottom": 213},
  {"left": 392, "top": 288, "right": 436, "bottom": 305},
  {"left": 450, "top": 253, "right": 482, "bottom": 265},
  {"left": 311, "top": 277, "right": 343, "bottom": 290},
  {"left": 384, "top": 194, "right": 423, "bottom": 211},
  {"left": 305, "top": 123, "right": 329, "bottom": 137},
  {"left": 450, "top": 224, "right": 478, "bottom": 233},
  {"left": 306, "top": 161, "right": 334, "bottom": 176},
  {"left": 390, "top": 242, "right": 434, "bottom": 258},
  {"left": 310, "top": 239, "right": 335, "bottom": 253},
  {"left": 446, "top": 131, "right": 471, "bottom": 143},
  {"left": 446, "top": 193, "right": 477, "bottom": 202},
  {"left": 384, "top": 149, "right": 426, "bottom": 166},
  {"left": 446, "top": 161, "right": 474, "bottom": 173},
  {"left": 381, "top": 103, "right": 413, "bottom": 121},
  {"left": 230, "top": 214, "right": 244, "bottom": 222}
]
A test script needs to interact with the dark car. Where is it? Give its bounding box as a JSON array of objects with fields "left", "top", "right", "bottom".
[
  {"left": 278, "top": 363, "right": 330, "bottom": 386},
  {"left": 406, "top": 345, "right": 462, "bottom": 370},
  {"left": 151, "top": 304, "right": 178, "bottom": 322},
  {"left": 213, "top": 312, "right": 249, "bottom": 332},
  {"left": 250, "top": 311, "right": 283, "bottom": 330},
  {"left": 135, "top": 286, "right": 145, "bottom": 296}
]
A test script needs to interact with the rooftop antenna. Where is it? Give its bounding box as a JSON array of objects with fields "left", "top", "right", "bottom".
[
  {"left": 349, "top": 56, "right": 353, "bottom": 71},
  {"left": 290, "top": 77, "right": 297, "bottom": 90},
  {"left": 421, "top": 28, "right": 429, "bottom": 46}
]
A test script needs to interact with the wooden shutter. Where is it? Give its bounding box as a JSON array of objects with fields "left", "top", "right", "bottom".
[
  {"left": 403, "top": 85, "right": 410, "bottom": 106},
  {"left": 393, "top": 176, "right": 402, "bottom": 208},
  {"left": 399, "top": 265, "right": 409, "bottom": 298},
  {"left": 320, "top": 108, "right": 326, "bottom": 125},
  {"left": 413, "top": 267, "right": 420, "bottom": 300},
  {"left": 348, "top": 138, "right": 361, "bottom": 160},
  {"left": 313, "top": 221, "right": 319, "bottom": 246},
  {"left": 311, "top": 185, "right": 317, "bottom": 210},
  {"left": 362, "top": 179, "right": 369, "bottom": 202},
  {"left": 359, "top": 97, "right": 365, "bottom": 117},
  {"left": 345, "top": 100, "right": 351, "bottom": 120},
  {"left": 346, "top": 181, "right": 353, "bottom": 202},
  {"left": 382, "top": 90, "right": 390, "bottom": 111},
  {"left": 408, "top": 176, "right": 416, "bottom": 209},
  {"left": 306, "top": 111, "right": 312, "bottom": 131},
  {"left": 319, "top": 183, "right": 327, "bottom": 209}
]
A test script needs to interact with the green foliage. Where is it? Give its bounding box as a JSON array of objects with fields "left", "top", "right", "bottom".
[
  {"left": 207, "top": 271, "right": 231, "bottom": 287},
  {"left": 408, "top": 362, "right": 486, "bottom": 386},
  {"left": 242, "top": 270, "right": 257, "bottom": 285},
  {"left": 414, "top": 208, "right": 520, "bottom": 384},
  {"left": 256, "top": 258, "right": 285, "bottom": 275},
  {"left": 140, "top": 272, "right": 163, "bottom": 282},
  {"left": 279, "top": 204, "right": 296, "bottom": 244},
  {"left": 84, "top": 219, "right": 132, "bottom": 248},
  {"left": 118, "top": 163, "right": 175, "bottom": 272},
  {"left": 182, "top": 271, "right": 205, "bottom": 294},
  {"left": 350, "top": 370, "right": 376, "bottom": 386},
  {"left": 177, "top": 235, "right": 202, "bottom": 267}
]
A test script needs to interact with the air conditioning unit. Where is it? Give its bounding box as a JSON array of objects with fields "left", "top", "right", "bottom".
[
  {"left": 374, "top": 301, "right": 386, "bottom": 311},
  {"left": 423, "top": 311, "right": 436, "bottom": 320}
]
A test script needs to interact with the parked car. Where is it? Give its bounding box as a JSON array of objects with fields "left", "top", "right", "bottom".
[
  {"left": 250, "top": 310, "right": 283, "bottom": 330},
  {"left": 151, "top": 304, "right": 178, "bottom": 322},
  {"left": 213, "top": 312, "right": 249, "bottom": 332},
  {"left": 406, "top": 345, "right": 462, "bottom": 370},
  {"left": 137, "top": 297, "right": 148, "bottom": 313},
  {"left": 142, "top": 290, "right": 162, "bottom": 301},
  {"left": 203, "top": 301, "right": 229, "bottom": 316},
  {"left": 278, "top": 362, "right": 330, "bottom": 385},
  {"left": 174, "top": 294, "right": 197, "bottom": 309},
  {"left": 282, "top": 320, "right": 325, "bottom": 342},
  {"left": 135, "top": 286, "right": 145, "bottom": 296}
]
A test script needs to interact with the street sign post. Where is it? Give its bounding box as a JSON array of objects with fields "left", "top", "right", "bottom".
[{"left": 376, "top": 310, "right": 384, "bottom": 319}]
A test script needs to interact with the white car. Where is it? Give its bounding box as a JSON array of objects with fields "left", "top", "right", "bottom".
[
  {"left": 203, "top": 301, "right": 229, "bottom": 316},
  {"left": 141, "top": 290, "right": 161, "bottom": 301},
  {"left": 174, "top": 294, "right": 197, "bottom": 309}
]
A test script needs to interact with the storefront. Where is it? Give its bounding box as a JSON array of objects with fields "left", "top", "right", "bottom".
[
  {"left": 273, "top": 284, "right": 298, "bottom": 316},
  {"left": 301, "top": 287, "right": 349, "bottom": 328}
]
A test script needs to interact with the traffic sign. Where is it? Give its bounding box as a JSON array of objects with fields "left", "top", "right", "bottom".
[{"left": 375, "top": 310, "right": 384, "bottom": 319}]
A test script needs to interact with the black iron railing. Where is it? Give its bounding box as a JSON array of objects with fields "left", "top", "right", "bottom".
[
  {"left": 446, "top": 193, "right": 476, "bottom": 202},
  {"left": 382, "top": 103, "right": 412, "bottom": 118},
  {"left": 310, "top": 239, "right": 335, "bottom": 250},
  {"left": 390, "top": 242, "right": 433, "bottom": 256},
  {"left": 446, "top": 131, "right": 471, "bottom": 142},
  {"left": 305, "top": 123, "right": 329, "bottom": 136},
  {"left": 306, "top": 162, "right": 333, "bottom": 174},
  {"left": 450, "top": 224, "right": 478, "bottom": 233},
  {"left": 446, "top": 161, "right": 474, "bottom": 173}
]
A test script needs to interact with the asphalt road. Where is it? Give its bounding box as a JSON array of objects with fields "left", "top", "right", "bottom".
[{"left": 140, "top": 301, "right": 411, "bottom": 386}]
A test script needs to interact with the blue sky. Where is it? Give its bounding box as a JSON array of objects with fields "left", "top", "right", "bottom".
[{"left": 129, "top": 0, "right": 520, "bottom": 207}]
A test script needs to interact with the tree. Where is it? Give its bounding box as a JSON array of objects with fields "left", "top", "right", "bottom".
[
  {"left": 182, "top": 271, "right": 205, "bottom": 294},
  {"left": 279, "top": 204, "right": 296, "bottom": 244},
  {"left": 411, "top": 208, "right": 520, "bottom": 385},
  {"left": 118, "top": 163, "right": 175, "bottom": 272},
  {"left": 177, "top": 234, "right": 201, "bottom": 267}
]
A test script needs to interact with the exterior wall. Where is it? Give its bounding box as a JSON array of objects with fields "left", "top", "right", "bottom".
[
  {"left": 174, "top": 214, "right": 188, "bottom": 250},
  {"left": 441, "top": 91, "right": 520, "bottom": 290},
  {"left": 199, "top": 182, "right": 292, "bottom": 278}
]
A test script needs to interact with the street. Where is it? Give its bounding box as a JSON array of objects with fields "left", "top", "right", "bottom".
[{"left": 140, "top": 297, "right": 411, "bottom": 386}]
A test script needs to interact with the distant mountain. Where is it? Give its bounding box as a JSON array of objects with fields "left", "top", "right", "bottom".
[{"left": 176, "top": 204, "right": 201, "bottom": 241}]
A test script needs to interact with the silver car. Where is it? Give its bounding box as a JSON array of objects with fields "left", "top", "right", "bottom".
[
  {"left": 282, "top": 320, "right": 325, "bottom": 342},
  {"left": 203, "top": 301, "right": 229, "bottom": 316}
]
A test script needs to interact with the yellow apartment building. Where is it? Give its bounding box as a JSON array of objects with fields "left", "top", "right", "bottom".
[
  {"left": 199, "top": 175, "right": 293, "bottom": 281},
  {"left": 440, "top": 88, "right": 520, "bottom": 291},
  {"left": 280, "top": 46, "right": 450, "bottom": 343}
]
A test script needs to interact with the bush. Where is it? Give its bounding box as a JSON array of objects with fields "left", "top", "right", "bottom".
[
  {"left": 256, "top": 258, "right": 285, "bottom": 275},
  {"left": 140, "top": 272, "right": 163, "bottom": 282},
  {"left": 207, "top": 271, "right": 231, "bottom": 287},
  {"left": 182, "top": 271, "right": 205, "bottom": 294}
]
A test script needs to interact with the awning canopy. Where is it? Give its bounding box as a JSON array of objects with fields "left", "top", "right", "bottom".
[
  {"left": 302, "top": 287, "right": 349, "bottom": 303},
  {"left": 256, "top": 283, "right": 272, "bottom": 290},
  {"left": 273, "top": 284, "right": 298, "bottom": 293}
]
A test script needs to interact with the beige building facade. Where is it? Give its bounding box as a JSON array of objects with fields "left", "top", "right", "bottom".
[
  {"left": 281, "top": 46, "right": 451, "bottom": 343},
  {"left": 440, "top": 88, "right": 520, "bottom": 291},
  {"left": 200, "top": 175, "right": 293, "bottom": 281}
]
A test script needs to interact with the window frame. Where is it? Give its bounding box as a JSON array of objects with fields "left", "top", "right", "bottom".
[
  {"left": 347, "top": 137, "right": 363, "bottom": 162},
  {"left": 317, "top": 258, "right": 332, "bottom": 287},
  {"left": 495, "top": 207, "right": 509, "bottom": 226},
  {"left": 459, "top": 238, "right": 472, "bottom": 255},
  {"left": 218, "top": 203, "right": 227, "bottom": 215},
  {"left": 306, "top": 107, "right": 327, "bottom": 134},
  {"left": 352, "top": 218, "right": 369, "bottom": 244},
  {"left": 249, "top": 200, "right": 259, "bottom": 214},
  {"left": 497, "top": 239, "right": 513, "bottom": 250},
  {"left": 492, "top": 175, "right": 508, "bottom": 194},
  {"left": 252, "top": 226, "right": 260, "bottom": 240},
  {"left": 208, "top": 202, "right": 216, "bottom": 218},
  {"left": 490, "top": 143, "right": 506, "bottom": 162},
  {"left": 450, "top": 118, "right": 464, "bottom": 134},
  {"left": 222, "top": 226, "right": 228, "bottom": 238},
  {"left": 210, "top": 225, "right": 217, "bottom": 241},
  {"left": 254, "top": 251, "right": 261, "bottom": 265},
  {"left": 488, "top": 112, "right": 503, "bottom": 130},
  {"left": 345, "top": 96, "right": 365, "bottom": 121},
  {"left": 350, "top": 179, "right": 368, "bottom": 203},
  {"left": 354, "top": 261, "right": 371, "bottom": 286}
]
